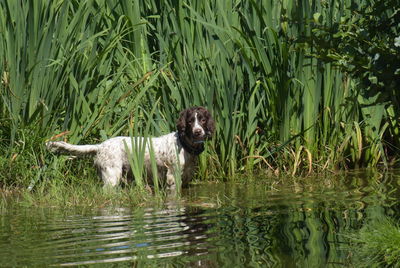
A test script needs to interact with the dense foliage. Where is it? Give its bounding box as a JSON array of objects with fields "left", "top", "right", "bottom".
[
  {"left": 1, "top": 0, "right": 400, "bottom": 188},
  {"left": 309, "top": 0, "right": 400, "bottom": 166}
]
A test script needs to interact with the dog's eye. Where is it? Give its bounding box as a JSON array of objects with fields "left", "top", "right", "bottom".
[{"left": 201, "top": 119, "right": 206, "bottom": 123}]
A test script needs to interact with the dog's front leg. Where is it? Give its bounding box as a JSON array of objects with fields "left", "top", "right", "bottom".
[
  {"left": 166, "top": 168, "right": 176, "bottom": 190},
  {"left": 98, "top": 165, "right": 122, "bottom": 188}
]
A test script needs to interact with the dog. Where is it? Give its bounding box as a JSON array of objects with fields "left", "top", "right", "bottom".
[{"left": 46, "top": 106, "right": 215, "bottom": 189}]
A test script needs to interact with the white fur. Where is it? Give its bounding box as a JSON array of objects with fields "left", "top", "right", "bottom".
[
  {"left": 46, "top": 107, "right": 215, "bottom": 189},
  {"left": 46, "top": 132, "right": 199, "bottom": 188},
  {"left": 193, "top": 112, "right": 206, "bottom": 137}
]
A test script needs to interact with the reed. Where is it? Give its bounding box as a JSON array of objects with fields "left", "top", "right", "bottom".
[
  {"left": 124, "top": 102, "right": 165, "bottom": 193},
  {"left": 0, "top": 0, "right": 397, "bottom": 189}
]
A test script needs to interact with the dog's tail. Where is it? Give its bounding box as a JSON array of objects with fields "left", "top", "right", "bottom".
[{"left": 46, "top": 141, "right": 99, "bottom": 156}]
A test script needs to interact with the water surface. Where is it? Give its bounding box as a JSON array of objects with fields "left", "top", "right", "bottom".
[{"left": 1, "top": 171, "right": 399, "bottom": 267}]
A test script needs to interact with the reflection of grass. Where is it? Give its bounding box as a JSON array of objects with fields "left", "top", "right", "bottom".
[{"left": 351, "top": 217, "right": 400, "bottom": 267}]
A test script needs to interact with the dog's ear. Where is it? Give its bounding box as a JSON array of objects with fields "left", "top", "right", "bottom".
[
  {"left": 197, "top": 107, "right": 215, "bottom": 137},
  {"left": 176, "top": 108, "right": 189, "bottom": 135}
]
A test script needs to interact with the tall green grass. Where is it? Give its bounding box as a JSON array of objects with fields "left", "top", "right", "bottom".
[
  {"left": 350, "top": 216, "right": 400, "bottom": 267},
  {"left": 0, "top": 0, "right": 397, "bottom": 188}
]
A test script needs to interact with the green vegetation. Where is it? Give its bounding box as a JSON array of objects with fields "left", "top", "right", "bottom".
[
  {"left": 309, "top": 0, "right": 400, "bottom": 168},
  {"left": 1, "top": 178, "right": 161, "bottom": 209},
  {"left": 350, "top": 216, "right": 400, "bottom": 267},
  {"left": 0, "top": 0, "right": 399, "bottom": 191},
  {"left": 2, "top": 2, "right": 400, "bottom": 266}
]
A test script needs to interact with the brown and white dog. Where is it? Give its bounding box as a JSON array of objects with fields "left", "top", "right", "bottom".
[{"left": 46, "top": 107, "right": 215, "bottom": 189}]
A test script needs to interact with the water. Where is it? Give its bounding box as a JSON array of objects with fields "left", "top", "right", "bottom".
[{"left": 1, "top": 171, "right": 399, "bottom": 267}]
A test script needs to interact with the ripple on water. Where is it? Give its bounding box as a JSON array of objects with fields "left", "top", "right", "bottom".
[{"left": 1, "top": 172, "right": 400, "bottom": 266}]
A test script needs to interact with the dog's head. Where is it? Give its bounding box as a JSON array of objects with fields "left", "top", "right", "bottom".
[{"left": 176, "top": 106, "right": 215, "bottom": 141}]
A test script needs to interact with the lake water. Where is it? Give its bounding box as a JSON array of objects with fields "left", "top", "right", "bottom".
[{"left": 1, "top": 170, "right": 399, "bottom": 267}]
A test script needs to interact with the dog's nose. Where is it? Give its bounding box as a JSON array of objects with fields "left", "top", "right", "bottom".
[{"left": 194, "top": 129, "right": 202, "bottom": 136}]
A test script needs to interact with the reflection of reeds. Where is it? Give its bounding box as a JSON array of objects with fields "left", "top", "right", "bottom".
[{"left": 0, "top": 0, "right": 395, "bottom": 187}]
